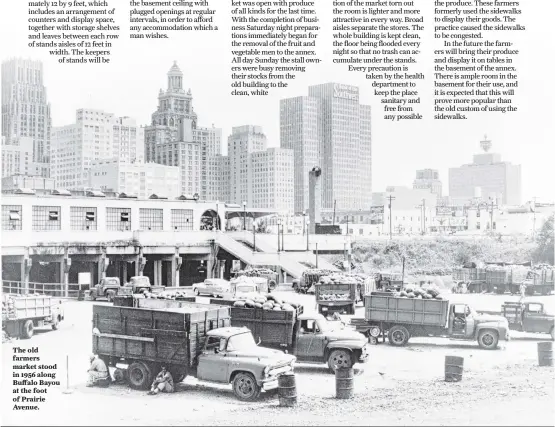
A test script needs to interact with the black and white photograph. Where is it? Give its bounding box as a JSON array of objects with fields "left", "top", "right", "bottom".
[{"left": 1, "top": 0, "right": 554, "bottom": 426}]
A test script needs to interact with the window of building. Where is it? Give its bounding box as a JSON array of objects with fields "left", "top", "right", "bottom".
[
  {"left": 2, "top": 205, "right": 22, "bottom": 231},
  {"left": 107, "top": 207, "right": 131, "bottom": 231},
  {"left": 32, "top": 206, "right": 61, "bottom": 231},
  {"left": 71, "top": 207, "right": 97, "bottom": 231},
  {"left": 139, "top": 208, "right": 163, "bottom": 231},
  {"left": 476, "top": 222, "right": 481, "bottom": 230}
]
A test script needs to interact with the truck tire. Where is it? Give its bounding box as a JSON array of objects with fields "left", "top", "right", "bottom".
[
  {"left": 169, "top": 367, "right": 187, "bottom": 383},
  {"left": 327, "top": 349, "right": 353, "bottom": 373},
  {"left": 268, "top": 280, "right": 277, "bottom": 291},
  {"left": 477, "top": 330, "right": 499, "bottom": 350},
  {"left": 127, "top": 362, "right": 153, "bottom": 390},
  {"left": 232, "top": 372, "right": 261, "bottom": 401},
  {"left": 21, "top": 320, "right": 34, "bottom": 339},
  {"left": 388, "top": 326, "right": 410, "bottom": 346}
]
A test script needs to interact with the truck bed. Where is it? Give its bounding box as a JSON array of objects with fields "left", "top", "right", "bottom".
[
  {"left": 364, "top": 293, "right": 448, "bottom": 327},
  {"left": 92, "top": 304, "right": 230, "bottom": 368},
  {"left": 2, "top": 295, "right": 54, "bottom": 320},
  {"left": 315, "top": 283, "right": 357, "bottom": 304}
]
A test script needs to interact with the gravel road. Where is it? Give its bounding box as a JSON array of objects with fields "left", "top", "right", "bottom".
[{"left": 2, "top": 290, "right": 554, "bottom": 426}]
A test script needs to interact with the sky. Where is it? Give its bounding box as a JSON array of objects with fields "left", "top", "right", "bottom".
[{"left": 1, "top": 1, "right": 553, "bottom": 203}]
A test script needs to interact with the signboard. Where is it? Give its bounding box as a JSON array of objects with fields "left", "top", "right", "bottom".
[{"left": 333, "top": 83, "right": 359, "bottom": 101}]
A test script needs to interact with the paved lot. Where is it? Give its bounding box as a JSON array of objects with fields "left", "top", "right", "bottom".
[{"left": 2, "top": 289, "right": 554, "bottom": 426}]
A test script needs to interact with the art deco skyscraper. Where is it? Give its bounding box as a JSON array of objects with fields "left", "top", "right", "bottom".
[{"left": 1, "top": 58, "right": 52, "bottom": 176}]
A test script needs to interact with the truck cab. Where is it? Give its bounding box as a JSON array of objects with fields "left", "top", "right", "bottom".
[
  {"left": 196, "top": 327, "right": 296, "bottom": 401},
  {"left": 448, "top": 303, "right": 510, "bottom": 349},
  {"left": 126, "top": 276, "right": 152, "bottom": 294},
  {"left": 90, "top": 277, "right": 121, "bottom": 302},
  {"left": 502, "top": 301, "right": 554, "bottom": 339},
  {"left": 294, "top": 314, "right": 369, "bottom": 373}
]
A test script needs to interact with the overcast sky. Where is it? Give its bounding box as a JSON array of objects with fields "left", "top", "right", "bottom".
[{"left": 2, "top": 1, "right": 553, "bottom": 202}]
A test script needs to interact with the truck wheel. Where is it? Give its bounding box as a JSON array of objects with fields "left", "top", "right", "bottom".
[
  {"left": 388, "top": 326, "right": 410, "bottom": 346},
  {"left": 327, "top": 349, "right": 353, "bottom": 373},
  {"left": 232, "top": 372, "right": 261, "bottom": 401},
  {"left": 268, "top": 280, "right": 277, "bottom": 291},
  {"left": 169, "top": 368, "right": 187, "bottom": 383},
  {"left": 368, "top": 326, "right": 381, "bottom": 338},
  {"left": 477, "top": 330, "right": 499, "bottom": 350},
  {"left": 113, "top": 368, "right": 127, "bottom": 383},
  {"left": 52, "top": 316, "right": 60, "bottom": 330},
  {"left": 90, "top": 291, "right": 97, "bottom": 301},
  {"left": 127, "top": 362, "right": 153, "bottom": 390},
  {"left": 21, "top": 320, "right": 34, "bottom": 339},
  {"left": 194, "top": 288, "right": 200, "bottom": 296}
]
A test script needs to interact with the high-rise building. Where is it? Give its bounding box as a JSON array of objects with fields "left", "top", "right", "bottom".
[
  {"left": 413, "top": 169, "right": 443, "bottom": 199},
  {"left": 144, "top": 62, "right": 222, "bottom": 199},
  {"left": 280, "top": 83, "right": 372, "bottom": 213},
  {"left": 51, "top": 109, "right": 144, "bottom": 189},
  {"left": 250, "top": 148, "right": 294, "bottom": 211},
  {"left": 1, "top": 58, "right": 52, "bottom": 176},
  {"left": 89, "top": 160, "right": 180, "bottom": 199},
  {"left": 448, "top": 137, "right": 522, "bottom": 206},
  {"left": 1, "top": 136, "right": 33, "bottom": 178},
  {"left": 227, "top": 125, "right": 267, "bottom": 205}
]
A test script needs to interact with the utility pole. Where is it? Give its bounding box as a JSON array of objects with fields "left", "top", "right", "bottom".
[
  {"left": 422, "top": 198, "right": 426, "bottom": 235},
  {"left": 332, "top": 199, "right": 337, "bottom": 226},
  {"left": 387, "top": 195, "right": 396, "bottom": 240},
  {"left": 346, "top": 213, "right": 349, "bottom": 236},
  {"left": 532, "top": 197, "right": 537, "bottom": 239},
  {"left": 490, "top": 199, "right": 495, "bottom": 231}
]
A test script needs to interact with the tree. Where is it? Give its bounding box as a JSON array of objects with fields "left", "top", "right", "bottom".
[{"left": 533, "top": 214, "right": 554, "bottom": 265}]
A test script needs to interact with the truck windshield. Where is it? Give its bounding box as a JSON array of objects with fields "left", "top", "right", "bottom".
[
  {"left": 226, "top": 332, "right": 257, "bottom": 351},
  {"left": 236, "top": 285, "right": 256, "bottom": 293}
]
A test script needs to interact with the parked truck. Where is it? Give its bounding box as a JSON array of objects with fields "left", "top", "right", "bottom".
[
  {"left": 89, "top": 277, "right": 121, "bottom": 302},
  {"left": 92, "top": 303, "right": 296, "bottom": 401},
  {"left": 315, "top": 280, "right": 358, "bottom": 316},
  {"left": 117, "top": 276, "right": 164, "bottom": 296},
  {"left": 522, "top": 268, "right": 554, "bottom": 296},
  {"left": 2, "top": 294, "right": 64, "bottom": 339},
  {"left": 351, "top": 292, "right": 510, "bottom": 349},
  {"left": 232, "top": 267, "right": 279, "bottom": 291},
  {"left": 501, "top": 301, "right": 554, "bottom": 340},
  {"left": 207, "top": 299, "right": 369, "bottom": 373},
  {"left": 292, "top": 269, "right": 335, "bottom": 294}
]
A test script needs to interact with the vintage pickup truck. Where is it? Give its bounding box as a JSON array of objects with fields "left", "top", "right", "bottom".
[{"left": 501, "top": 301, "right": 554, "bottom": 340}]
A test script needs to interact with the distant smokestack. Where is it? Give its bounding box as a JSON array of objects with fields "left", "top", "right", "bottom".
[{"left": 308, "top": 166, "right": 322, "bottom": 234}]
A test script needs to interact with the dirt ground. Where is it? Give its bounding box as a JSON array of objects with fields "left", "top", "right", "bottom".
[{"left": 2, "top": 290, "right": 554, "bottom": 426}]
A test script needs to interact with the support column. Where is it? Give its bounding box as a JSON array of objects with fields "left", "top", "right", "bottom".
[
  {"left": 136, "top": 247, "right": 145, "bottom": 276},
  {"left": 63, "top": 247, "right": 70, "bottom": 298},
  {"left": 23, "top": 248, "right": 31, "bottom": 294},
  {"left": 91, "top": 262, "right": 97, "bottom": 286},
  {"left": 122, "top": 262, "right": 128, "bottom": 284},
  {"left": 166, "top": 260, "right": 172, "bottom": 288},
  {"left": 173, "top": 248, "right": 182, "bottom": 287},
  {"left": 206, "top": 256, "right": 215, "bottom": 279},
  {"left": 99, "top": 248, "right": 108, "bottom": 282}
]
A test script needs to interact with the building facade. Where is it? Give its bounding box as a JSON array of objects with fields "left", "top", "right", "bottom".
[
  {"left": 449, "top": 137, "right": 522, "bottom": 206},
  {"left": 280, "top": 83, "right": 372, "bottom": 213},
  {"left": 1, "top": 136, "right": 33, "bottom": 178},
  {"left": 413, "top": 169, "right": 443, "bottom": 200},
  {"left": 1, "top": 58, "right": 52, "bottom": 176},
  {"left": 51, "top": 109, "right": 144, "bottom": 190},
  {"left": 2, "top": 174, "right": 55, "bottom": 193},
  {"left": 144, "top": 62, "right": 222, "bottom": 200},
  {"left": 89, "top": 160, "right": 181, "bottom": 199},
  {"left": 250, "top": 148, "right": 294, "bottom": 211}
]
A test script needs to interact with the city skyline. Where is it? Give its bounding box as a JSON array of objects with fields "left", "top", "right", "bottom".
[{"left": 0, "top": 57, "right": 551, "bottom": 204}]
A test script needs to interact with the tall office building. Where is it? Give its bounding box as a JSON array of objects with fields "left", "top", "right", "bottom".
[
  {"left": 250, "top": 148, "right": 294, "bottom": 211},
  {"left": 227, "top": 125, "right": 267, "bottom": 205},
  {"left": 51, "top": 109, "right": 144, "bottom": 189},
  {"left": 144, "top": 62, "right": 222, "bottom": 199},
  {"left": 413, "top": 169, "right": 443, "bottom": 199},
  {"left": 449, "top": 137, "right": 522, "bottom": 206},
  {"left": 1, "top": 58, "right": 52, "bottom": 176},
  {"left": 280, "top": 83, "right": 372, "bottom": 213}
]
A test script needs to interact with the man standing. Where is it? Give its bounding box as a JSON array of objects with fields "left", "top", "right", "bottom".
[
  {"left": 87, "top": 354, "right": 110, "bottom": 387},
  {"left": 519, "top": 282, "right": 527, "bottom": 302},
  {"left": 149, "top": 366, "right": 174, "bottom": 395}
]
